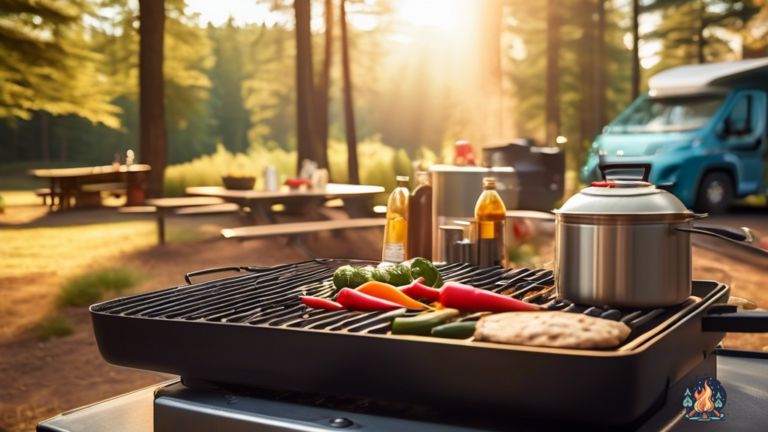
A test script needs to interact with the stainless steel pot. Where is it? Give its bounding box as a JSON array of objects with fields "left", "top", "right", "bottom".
[{"left": 554, "top": 163, "right": 767, "bottom": 308}]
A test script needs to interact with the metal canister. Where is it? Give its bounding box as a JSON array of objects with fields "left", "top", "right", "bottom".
[
  {"left": 439, "top": 226, "right": 464, "bottom": 263},
  {"left": 264, "top": 166, "right": 279, "bottom": 191}
]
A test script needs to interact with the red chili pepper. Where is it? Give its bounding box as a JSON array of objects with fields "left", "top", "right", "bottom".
[
  {"left": 300, "top": 296, "right": 344, "bottom": 311},
  {"left": 439, "top": 282, "right": 539, "bottom": 313},
  {"left": 336, "top": 288, "right": 404, "bottom": 311},
  {"left": 398, "top": 278, "right": 441, "bottom": 303}
]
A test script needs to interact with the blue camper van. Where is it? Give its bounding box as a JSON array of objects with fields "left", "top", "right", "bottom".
[{"left": 581, "top": 58, "right": 768, "bottom": 213}]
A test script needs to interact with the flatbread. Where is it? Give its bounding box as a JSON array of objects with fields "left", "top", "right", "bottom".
[{"left": 474, "top": 312, "right": 632, "bottom": 349}]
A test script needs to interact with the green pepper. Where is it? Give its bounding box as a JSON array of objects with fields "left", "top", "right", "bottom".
[
  {"left": 391, "top": 309, "right": 460, "bottom": 336},
  {"left": 332, "top": 265, "right": 373, "bottom": 290},
  {"left": 431, "top": 321, "right": 477, "bottom": 339},
  {"left": 405, "top": 258, "right": 443, "bottom": 288},
  {"left": 371, "top": 263, "right": 413, "bottom": 287}
]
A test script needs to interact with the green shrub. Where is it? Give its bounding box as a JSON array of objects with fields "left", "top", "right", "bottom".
[
  {"left": 57, "top": 268, "right": 141, "bottom": 307},
  {"left": 36, "top": 315, "right": 75, "bottom": 341}
]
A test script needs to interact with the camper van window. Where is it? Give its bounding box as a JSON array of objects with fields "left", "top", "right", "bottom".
[
  {"left": 725, "top": 95, "right": 751, "bottom": 135},
  {"left": 607, "top": 95, "right": 725, "bottom": 134}
]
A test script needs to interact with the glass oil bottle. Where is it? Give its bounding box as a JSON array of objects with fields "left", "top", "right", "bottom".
[
  {"left": 382, "top": 176, "right": 409, "bottom": 262},
  {"left": 474, "top": 177, "right": 507, "bottom": 267}
]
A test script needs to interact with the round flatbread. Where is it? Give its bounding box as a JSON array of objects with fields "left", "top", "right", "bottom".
[{"left": 474, "top": 312, "right": 632, "bottom": 349}]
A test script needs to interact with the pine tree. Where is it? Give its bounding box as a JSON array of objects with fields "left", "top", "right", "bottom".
[{"left": 0, "top": 0, "right": 120, "bottom": 125}]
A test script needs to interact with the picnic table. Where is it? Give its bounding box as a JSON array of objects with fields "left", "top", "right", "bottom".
[
  {"left": 29, "top": 164, "right": 151, "bottom": 211},
  {"left": 145, "top": 197, "right": 228, "bottom": 244},
  {"left": 185, "top": 183, "right": 385, "bottom": 224}
]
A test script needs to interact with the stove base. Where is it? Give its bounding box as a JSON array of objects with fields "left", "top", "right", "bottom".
[
  {"left": 154, "top": 354, "right": 720, "bottom": 432},
  {"left": 40, "top": 350, "right": 768, "bottom": 432}
]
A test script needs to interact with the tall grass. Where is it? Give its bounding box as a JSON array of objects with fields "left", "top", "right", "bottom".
[
  {"left": 57, "top": 268, "right": 141, "bottom": 307},
  {"left": 35, "top": 315, "right": 75, "bottom": 341}
]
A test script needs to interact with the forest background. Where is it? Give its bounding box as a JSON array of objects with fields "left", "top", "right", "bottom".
[{"left": 2, "top": 0, "right": 767, "bottom": 196}]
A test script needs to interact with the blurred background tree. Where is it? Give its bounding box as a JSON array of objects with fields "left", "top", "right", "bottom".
[{"left": 1, "top": 0, "right": 766, "bottom": 196}]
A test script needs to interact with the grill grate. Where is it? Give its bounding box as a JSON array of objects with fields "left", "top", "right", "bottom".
[{"left": 93, "top": 259, "right": 696, "bottom": 343}]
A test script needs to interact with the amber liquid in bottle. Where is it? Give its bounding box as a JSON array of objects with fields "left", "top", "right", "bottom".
[
  {"left": 407, "top": 172, "right": 432, "bottom": 260},
  {"left": 475, "top": 177, "right": 507, "bottom": 267},
  {"left": 382, "top": 176, "right": 409, "bottom": 262}
]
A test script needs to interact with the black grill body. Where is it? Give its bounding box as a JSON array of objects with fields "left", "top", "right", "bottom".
[{"left": 91, "top": 260, "right": 728, "bottom": 425}]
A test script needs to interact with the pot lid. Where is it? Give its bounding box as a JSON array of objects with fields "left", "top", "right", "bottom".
[{"left": 555, "top": 180, "right": 691, "bottom": 215}]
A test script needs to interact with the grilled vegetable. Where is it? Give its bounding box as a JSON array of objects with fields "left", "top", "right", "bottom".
[
  {"left": 371, "top": 264, "right": 413, "bottom": 287},
  {"left": 439, "top": 282, "right": 540, "bottom": 313},
  {"left": 356, "top": 282, "right": 428, "bottom": 310},
  {"left": 391, "top": 309, "right": 460, "bottom": 336},
  {"left": 336, "top": 288, "right": 404, "bottom": 311},
  {"left": 405, "top": 258, "right": 443, "bottom": 288},
  {"left": 431, "top": 321, "right": 477, "bottom": 339},
  {"left": 300, "top": 296, "right": 344, "bottom": 311},
  {"left": 332, "top": 265, "right": 374, "bottom": 290},
  {"left": 398, "top": 278, "right": 441, "bottom": 303}
]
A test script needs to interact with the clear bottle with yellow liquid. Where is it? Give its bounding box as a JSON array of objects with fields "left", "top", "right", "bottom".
[
  {"left": 475, "top": 177, "right": 507, "bottom": 267},
  {"left": 382, "top": 176, "right": 410, "bottom": 262}
]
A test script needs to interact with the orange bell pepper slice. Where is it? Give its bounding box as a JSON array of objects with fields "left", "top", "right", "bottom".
[{"left": 355, "top": 281, "right": 428, "bottom": 310}]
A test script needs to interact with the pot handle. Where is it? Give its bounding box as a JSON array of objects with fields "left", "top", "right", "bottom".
[
  {"left": 702, "top": 305, "right": 768, "bottom": 333},
  {"left": 599, "top": 163, "right": 652, "bottom": 182},
  {"left": 689, "top": 225, "right": 749, "bottom": 241},
  {"left": 676, "top": 226, "right": 768, "bottom": 257}
]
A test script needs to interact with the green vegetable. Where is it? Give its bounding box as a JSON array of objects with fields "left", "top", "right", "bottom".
[
  {"left": 332, "top": 265, "right": 373, "bottom": 290},
  {"left": 406, "top": 257, "right": 443, "bottom": 288},
  {"left": 431, "top": 321, "right": 477, "bottom": 339},
  {"left": 371, "top": 263, "right": 413, "bottom": 287},
  {"left": 391, "top": 309, "right": 460, "bottom": 336}
]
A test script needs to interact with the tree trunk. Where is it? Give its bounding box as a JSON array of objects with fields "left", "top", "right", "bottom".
[
  {"left": 60, "top": 128, "right": 67, "bottom": 161},
  {"left": 294, "top": 0, "right": 321, "bottom": 172},
  {"left": 340, "top": 0, "right": 359, "bottom": 184},
  {"left": 631, "top": 0, "right": 640, "bottom": 100},
  {"left": 595, "top": 0, "right": 607, "bottom": 133},
  {"left": 697, "top": 1, "right": 706, "bottom": 64},
  {"left": 545, "top": 0, "right": 560, "bottom": 146},
  {"left": 314, "top": 0, "right": 333, "bottom": 172},
  {"left": 139, "top": 0, "right": 167, "bottom": 198},
  {"left": 40, "top": 111, "right": 49, "bottom": 161},
  {"left": 480, "top": 0, "right": 504, "bottom": 144}
]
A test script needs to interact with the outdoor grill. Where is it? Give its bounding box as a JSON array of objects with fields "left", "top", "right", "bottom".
[{"left": 86, "top": 259, "right": 755, "bottom": 427}]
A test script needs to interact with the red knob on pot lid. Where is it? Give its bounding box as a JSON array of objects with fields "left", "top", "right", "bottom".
[
  {"left": 590, "top": 181, "right": 617, "bottom": 188},
  {"left": 555, "top": 180, "right": 692, "bottom": 215}
]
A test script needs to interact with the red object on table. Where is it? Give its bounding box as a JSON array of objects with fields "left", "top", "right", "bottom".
[
  {"left": 285, "top": 178, "right": 311, "bottom": 188},
  {"left": 439, "top": 282, "right": 540, "bottom": 312},
  {"left": 454, "top": 141, "right": 477, "bottom": 166}
]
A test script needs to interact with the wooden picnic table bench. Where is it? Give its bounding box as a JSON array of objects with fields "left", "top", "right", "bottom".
[
  {"left": 221, "top": 218, "right": 385, "bottom": 257},
  {"left": 145, "top": 197, "right": 232, "bottom": 245}
]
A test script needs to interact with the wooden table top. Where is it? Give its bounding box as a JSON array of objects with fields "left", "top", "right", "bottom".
[
  {"left": 185, "top": 183, "right": 385, "bottom": 200},
  {"left": 146, "top": 197, "right": 225, "bottom": 209},
  {"left": 29, "top": 164, "right": 151, "bottom": 179}
]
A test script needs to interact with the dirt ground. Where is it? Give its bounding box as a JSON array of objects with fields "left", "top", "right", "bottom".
[{"left": 0, "top": 203, "right": 766, "bottom": 431}]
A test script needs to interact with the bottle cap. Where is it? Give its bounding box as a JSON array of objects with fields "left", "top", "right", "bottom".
[{"left": 483, "top": 177, "right": 496, "bottom": 189}]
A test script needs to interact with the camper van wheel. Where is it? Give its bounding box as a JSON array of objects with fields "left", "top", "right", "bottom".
[{"left": 695, "top": 172, "right": 733, "bottom": 214}]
